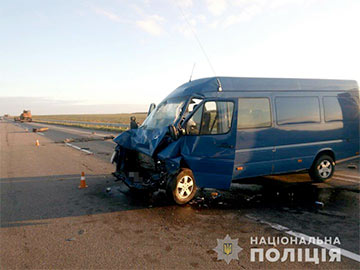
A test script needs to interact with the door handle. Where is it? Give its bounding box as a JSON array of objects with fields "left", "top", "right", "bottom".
[{"left": 219, "top": 143, "right": 234, "bottom": 149}]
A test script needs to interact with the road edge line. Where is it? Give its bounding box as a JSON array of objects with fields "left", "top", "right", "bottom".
[{"left": 65, "top": 143, "right": 93, "bottom": 155}]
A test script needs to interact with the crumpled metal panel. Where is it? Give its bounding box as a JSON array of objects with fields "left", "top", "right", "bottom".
[{"left": 113, "top": 127, "right": 168, "bottom": 157}]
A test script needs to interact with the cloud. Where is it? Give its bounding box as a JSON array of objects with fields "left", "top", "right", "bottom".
[
  {"left": 218, "top": 0, "right": 323, "bottom": 28},
  {"left": 223, "top": 4, "right": 263, "bottom": 27},
  {"left": 93, "top": 8, "right": 122, "bottom": 22},
  {"left": 136, "top": 15, "right": 165, "bottom": 36},
  {"left": 176, "top": 10, "right": 207, "bottom": 37},
  {"left": 93, "top": 6, "right": 165, "bottom": 36},
  {"left": 205, "top": 0, "right": 228, "bottom": 16},
  {"left": 176, "top": 0, "right": 194, "bottom": 9},
  {"left": 197, "top": 14, "right": 207, "bottom": 23},
  {"left": 177, "top": 20, "right": 196, "bottom": 37}
]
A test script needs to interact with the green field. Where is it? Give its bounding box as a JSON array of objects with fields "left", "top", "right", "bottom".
[
  {"left": 32, "top": 113, "right": 147, "bottom": 132},
  {"left": 32, "top": 113, "right": 147, "bottom": 124}
]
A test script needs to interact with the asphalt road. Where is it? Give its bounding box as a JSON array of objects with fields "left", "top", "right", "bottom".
[
  {"left": 18, "top": 121, "right": 117, "bottom": 162},
  {"left": 1, "top": 120, "right": 359, "bottom": 269}
]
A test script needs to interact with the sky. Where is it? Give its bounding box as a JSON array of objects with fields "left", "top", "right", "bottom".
[{"left": 1, "top": 0, "right": 359, "bottom": 115}]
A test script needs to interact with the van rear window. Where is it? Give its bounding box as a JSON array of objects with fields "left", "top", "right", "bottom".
[
  {"left": 323, "top": 97, "right": 343, "bottom": 122},
  {"left": 276, "top": 97, "right": 320, "bottom": 125}
]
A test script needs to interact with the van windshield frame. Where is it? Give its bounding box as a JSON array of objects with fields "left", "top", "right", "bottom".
[{"left": 141, "top": 97, "right": 187, "bottom": 130}]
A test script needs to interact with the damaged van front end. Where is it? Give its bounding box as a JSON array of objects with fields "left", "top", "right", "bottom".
[
  {"left": 111, "top": 126, "right": 182, "bottom": 191},
  {"left": 111, "top": 95, "right": 197, "bottom": 204},
  {"left": 111, "top": 77, "right": 237, "bottom": 204}
]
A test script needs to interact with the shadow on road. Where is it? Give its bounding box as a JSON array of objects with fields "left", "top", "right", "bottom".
[
  {"left": 1, "top": 172, "right": 358, "bottom": 231},
  {"left": 1, "top": 172, "right": 350, "bottom": 226},
  {"left": 1, "top": 172, "right": 359, "bottom": 253}
]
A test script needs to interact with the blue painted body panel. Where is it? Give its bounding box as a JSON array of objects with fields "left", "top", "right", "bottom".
[{"left": 114, "top": 77, "right": 360, "bottom": 190}]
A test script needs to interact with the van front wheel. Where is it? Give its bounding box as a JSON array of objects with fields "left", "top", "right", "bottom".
[
  {"left": 167, "top": 168, "right": 197, "bottom": 205},
  {"left": 309, "top": 155, "right": 335, "bottom": 182}
]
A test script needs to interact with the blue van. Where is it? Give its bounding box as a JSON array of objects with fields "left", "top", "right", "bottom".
[{"left": 112, "top": 77, "right": 359, "bottom": 204}]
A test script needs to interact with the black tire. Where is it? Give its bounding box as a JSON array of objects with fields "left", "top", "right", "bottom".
[
  {"left": 167, "top": 168, "right": 197, "bottom": 205},
  {"left": 309, "top": 155, "right": 335, "bottom": 182}
]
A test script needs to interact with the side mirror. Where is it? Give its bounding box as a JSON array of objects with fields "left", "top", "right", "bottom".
[
  {"left": 168, "top": 125, "right": 179, "bottom": 140},
  {"left": 184, "top": 119, "right": 198, "bottom": 135},
  {"left": 168, "top": 125, "right": 186, "bottom": 140},
  {"left": 179, "top": 127, "right": 186, "bottom": 136},
  {"left": 148, "top": 103, "right": 156, "bottom": 116}
]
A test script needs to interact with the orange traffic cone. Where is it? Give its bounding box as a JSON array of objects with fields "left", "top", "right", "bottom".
[
  {"left": 78, "top": 172, "right": 88, "bottom": 189},
  {"left": 35, "top": 140, "right": 40, "bottom": 146}
]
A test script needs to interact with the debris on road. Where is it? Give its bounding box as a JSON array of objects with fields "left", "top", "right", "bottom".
[
  {"left": 32, "top": 127, "right": 49, "bottom": 132},
  {"left": 65, "top": 237, "right": 76, "bottom": 242},
  {"left": 211, "top": 192, "right": 219, "bottom": 199},
  {"left": 347, "top": 163, "right": 357, "bottom": 169},
  {"left": 63, "top": 135, "right": 115, "bottom": 144},
  {"left": 315, "top": 201, "right": 324, "bottom": 208},
  {"left": 97, "top": 152, "right": 110, "bottom": 156}
]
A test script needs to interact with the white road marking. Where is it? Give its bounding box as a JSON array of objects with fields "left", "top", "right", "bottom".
[
  {"left": 332, "top": 177, "right": 359, "bottom": 184},
  {"left": 334, "top": 173, "right": 360, "bottom": 180},
  {"left": 246, "top": 215, "right": 360, "bottom": 263},
  {"left": 30, "top": 122, "right": 114, "bottom": 138},
  {"left": 80, "top": 148, "right": 93, "bottom": 155},
  {"left": 336, "top": 155, "right": 359, "bottom": 163},
  {"left": 65, "top": 143, "right": 93, "bottom": 155}
]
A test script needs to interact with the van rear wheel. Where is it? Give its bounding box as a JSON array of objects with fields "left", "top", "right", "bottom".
[
  {"left": 309, "top": 155, "right": 335, "bottom": 182},
  {"left": 167, "top": 168, "right": 197, "bottom": 205}
]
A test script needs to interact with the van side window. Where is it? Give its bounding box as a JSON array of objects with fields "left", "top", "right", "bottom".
[
  {"left": 181, "top": 98, "right": 203, "bottom": 126},
  {"left": 187, "top": 98, "right": 203, "bottom": 113},
  {"left": 237, "top": 98, "right": 271, "bottom": 129},
  {"left": 323, "top": 97, "right": 343, "bottom": 122},
  {"left": 196, "top": 101, "right": 234, "bottom": 135},
  {"left": 201, "top": 101, "right": 234, "bottom": 134},
  {"left": 276, "top": 97, "right": 320, "bottom": 125},
  {"left": 186, "top": 104, "right": 203, "bottom": 135}
]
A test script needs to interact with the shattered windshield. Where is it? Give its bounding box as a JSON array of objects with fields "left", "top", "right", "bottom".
[{"left": 141, "top": 97, "right": 186, "bottom": 129}]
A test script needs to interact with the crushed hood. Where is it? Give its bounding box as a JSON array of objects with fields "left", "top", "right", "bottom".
[{"left": 113, "top": 127, "right": 169, "bottom": 157}]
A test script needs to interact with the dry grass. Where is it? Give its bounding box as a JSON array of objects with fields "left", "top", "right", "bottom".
[
  {"left": 32, "top": 113, "right": 147, "bottom": 125},
  {"left": 32, "top": 120, "right": 128, "bottom": 132}
]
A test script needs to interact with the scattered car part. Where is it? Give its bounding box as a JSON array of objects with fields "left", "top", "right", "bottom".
[{"left": 32, "top": 127, "right": 49, "bottom": 132}]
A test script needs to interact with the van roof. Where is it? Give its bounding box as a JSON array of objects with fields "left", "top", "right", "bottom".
[{"left": 167, "top": 77, "right": 359, "bottom": 99}]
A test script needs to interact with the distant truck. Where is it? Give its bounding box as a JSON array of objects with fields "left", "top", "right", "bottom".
[{"left": 19, "top": 110, "right": 32, "bottom": 122}]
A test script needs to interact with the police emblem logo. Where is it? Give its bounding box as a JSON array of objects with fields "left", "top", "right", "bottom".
[
  {"left": 213, "top": 235, "right": 242, "bottom": 264},
  {"left": 223, "top": 243, "right": 232, "bottom": 255}
]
